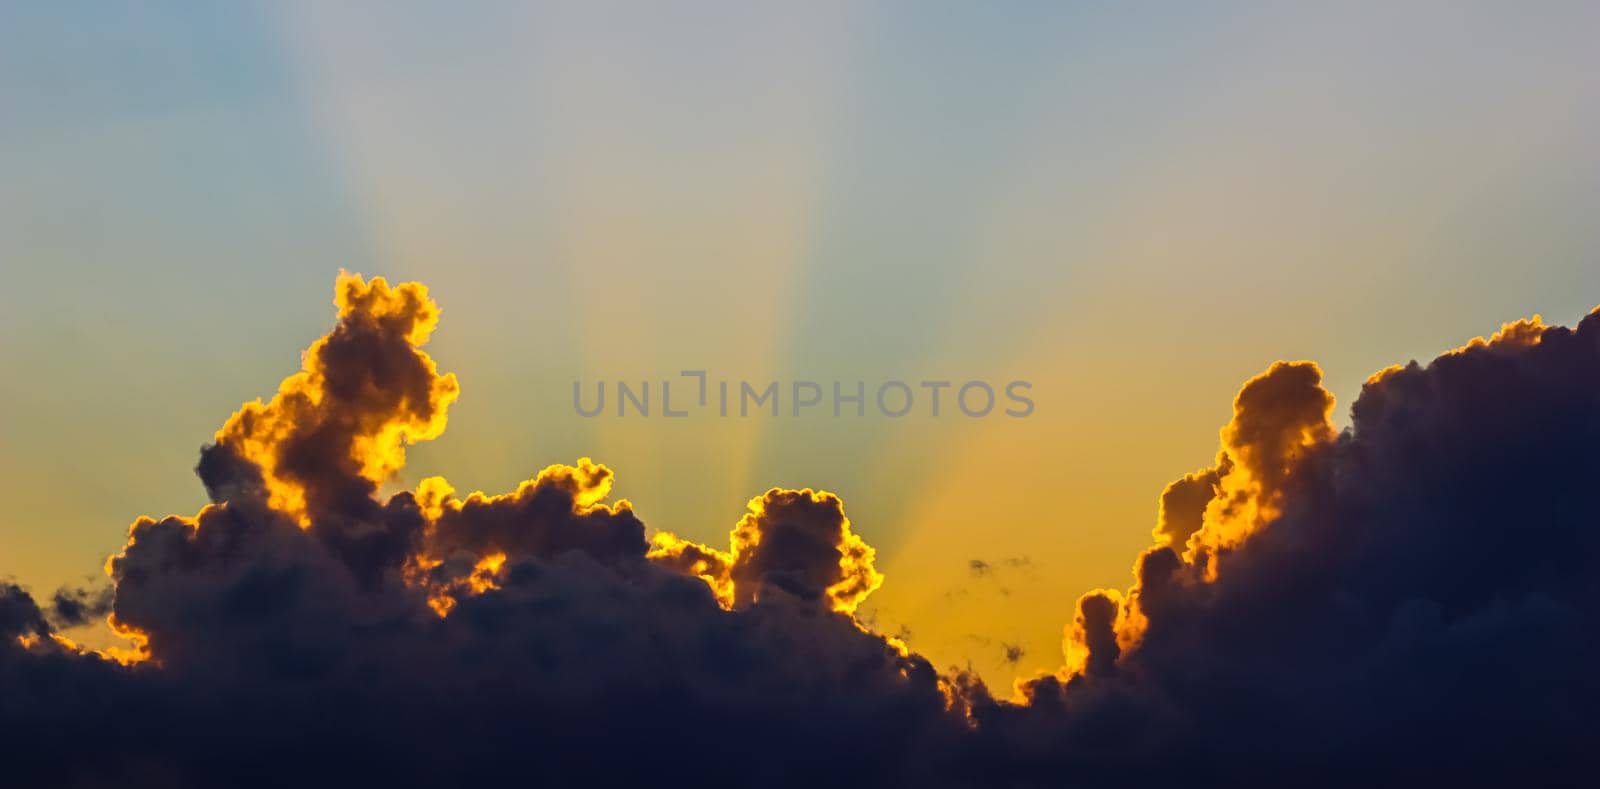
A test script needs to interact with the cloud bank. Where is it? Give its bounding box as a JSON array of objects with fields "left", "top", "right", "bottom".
[{"left": 3, "top": 274, "right": 1596, "bottom": 787}]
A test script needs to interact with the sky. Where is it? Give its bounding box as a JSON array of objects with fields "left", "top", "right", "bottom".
[{"left": 4, "top": 0, "right": 1600, "bottom": 690}]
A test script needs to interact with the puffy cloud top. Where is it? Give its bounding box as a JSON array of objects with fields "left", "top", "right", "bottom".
[{"left": 4, "top": 278, "right": 1598, "bottom": 788}]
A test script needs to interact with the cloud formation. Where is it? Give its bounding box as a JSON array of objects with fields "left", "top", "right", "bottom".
[
  {"left": 968, "top": 315, "right": 1600, "bottom": 785},
  {"left": 3, "top": 275, "right": 1597, "bottom": 787},
  {"left": 648, "top": 487, "right": 882, "bottom": 614}
]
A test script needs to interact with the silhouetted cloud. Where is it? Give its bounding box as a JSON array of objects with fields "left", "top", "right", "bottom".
[
  {"left": 968, "top": 314, "right": 1600, "bottom": 786},
  {"left": 0, "top": 581, "right": 50, "bottom": 640},
  {"left": 3, "top": 275, "right": 1597, "bottom": 787},
  {"left": 46, "top": 583, "right": 114, "bottom": 628},
  {"left": 648, "top": 486, "right": 882, "bottom": 614}
]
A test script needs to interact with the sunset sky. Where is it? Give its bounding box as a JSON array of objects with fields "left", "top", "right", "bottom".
[{"left": 5, "top": 0, "right": 1600, "bottom": 693}]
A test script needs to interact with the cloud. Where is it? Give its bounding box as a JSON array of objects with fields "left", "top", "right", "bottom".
[
  {"left": 199, "top": 272, "right": 459, "bottom": 528},
  {"left": 649, "top": 487, "right": 883, "bottom": 614},
  {"left": 974, "top": 313, "right": 1600, "bottom": 784},
  {"left": 3, "top": 275, "right": 1597, "bottom": 787},
  {"left": 46, "top": 583, "right": 115, "bottom": 628},
  {"left": 0, "top": 581, "right": 50, "bottom": 640}
]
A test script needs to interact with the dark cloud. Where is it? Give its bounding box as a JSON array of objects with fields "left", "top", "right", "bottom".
[
  {"left": 1067, "top": 590, "right": 1120, "bottom": 679},
  {"left": 1000, "top": 642, "right": 1026, "bottom": 666},
  {"left": 46, "top": 583, "right": 115, "bottom": 628},
  {"left": 648, "top": 486, "right": 883, "bottom": 615},
  {"left": 3, "top": 276, "right": 1598, "bottom": 787},
  {"left": 416, "top": 459, "right": 649, "bottom": 578},
  {"left": 971, "top": 314, "right": 1600, "bottom": 785},
  {"left": 0, "top": 581, "right": 50, "bottom": 640},
  {"left": 1152, "top": 463, "right": 1223, "bottom": 551}
]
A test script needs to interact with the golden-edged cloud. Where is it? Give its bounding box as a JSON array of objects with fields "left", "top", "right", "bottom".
[{"left": 3, "top": 276, "right": 1597, "bottom": 787}]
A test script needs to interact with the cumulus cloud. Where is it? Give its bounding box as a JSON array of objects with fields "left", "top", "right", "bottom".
[
  {"left": 978, "top": 313, "right": 1600, "bottom": 785},
  {"left": 3, "top": 275, "right": 1597, "bottom": 787},
  {"left": 648, "top": 487, "right": 883, "bottom": 614}
]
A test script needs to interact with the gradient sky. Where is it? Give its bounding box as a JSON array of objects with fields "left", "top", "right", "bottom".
[{"left": 4, "top": 0, "right": 1600, "bottom": 688}]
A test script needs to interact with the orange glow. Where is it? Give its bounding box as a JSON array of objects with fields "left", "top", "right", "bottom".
[
  {"left": 211, "top": 272, "right": 459, "bottom": 526},
  {"left": 647, "top": 530, "right": 736, "bottom": 608},
  {"left": 1062, "top": 588, "right": 1123, "bottom": 677},
  {"left": 1182, "top": 361, "right": 1336, "bottom": 573},
  {"left": 468, "top": 552, "right": 507, "bottom": 593},
  {"left": 418, "top": 551, "right": 509, "bottom": 618},
  {"left": 1364, "top": 363, "right": 1407, "bottom": 386},
  {"left": 100, "top": 614, "right": 152, "bottom": 666},
  {"left": 1474, "top": 315, "right": 1546, "bottom": 351},
  {"left": 1103, "top": 312, "right": 1563, "bottom": 677},
  {"left": 409, "top": 458, "right": 632, "bottom": 618},
  {"left": 423, "top": 458, "right": 622, "bottom": 524},
  {"left": 1048, "top": 360, "right": 1343, "bottom": 668},
  {"left": 11, "top": 631, "right": 89, "bottom": 656},
  {"left": 649, "top": 488, "right": 882, "bottom": 616},
  {"left": 415, "top": 476, "right": 456, "bottom": 521},
  {"left": 743, "top": 489, "right": 881, "bottom": 616},
  {"left": 10, "top": 617, "right": 150, "bottom": 666}
]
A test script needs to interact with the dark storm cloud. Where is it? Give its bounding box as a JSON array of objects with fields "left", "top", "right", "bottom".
[
  {"left": 0, "top": 275, "right": 954, "bottom": 788},
  {"left": 46, "top": 583, "right": 114, "bottom": 628},
  {"left": 969, "top": 313, "right": 1600, "bottom": 786},
  {"left": 0, "top": 581, "right": 50, "bottom": 639},
  {"left": 3, "top": 275, "right": 1598, "bottom": 788}
]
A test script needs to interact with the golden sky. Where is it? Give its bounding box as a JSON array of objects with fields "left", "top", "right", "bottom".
[{"left": 4, "top": 2, "right": 1600, "bottom": 692}]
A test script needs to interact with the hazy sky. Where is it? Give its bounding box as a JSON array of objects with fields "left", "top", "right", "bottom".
[{"left": 4, "top": 0, "right": 1599, "bottom": 687}]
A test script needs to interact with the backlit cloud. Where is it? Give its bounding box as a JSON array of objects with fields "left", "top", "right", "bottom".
[{"left": 3, "top": 275, "right": 1596, "bottom": 787}]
